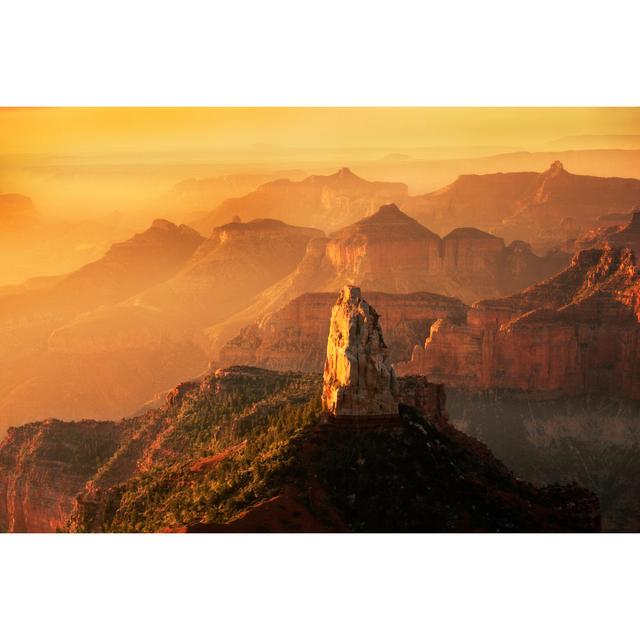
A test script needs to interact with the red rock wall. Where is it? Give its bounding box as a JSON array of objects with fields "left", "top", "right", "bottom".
[
  {"left": 0, "top": 420, "right": 123, "bottom": 532},
  {"left": 220, "top": 291, "right": 468, "bottom": 372},
  {"left": 398, "top": 247, "right": 640, "bottom": 400}
]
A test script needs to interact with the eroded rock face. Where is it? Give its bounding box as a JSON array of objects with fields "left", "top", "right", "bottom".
[
  {"left": 0, "top": 419, "right": 123, "bottom": 532},
  {"left": 214, "top": 204, "right": 570, "bottom": 344},
  {"left": 398, "top": 244, "right": 640, "bottom": 400},
  {"left": 322, "top": 286, "right": 399, "bottom": 416}
]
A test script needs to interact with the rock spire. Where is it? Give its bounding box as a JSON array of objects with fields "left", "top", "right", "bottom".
[{"left": 322, "top": 285, "right": 399, "bottom": 416}]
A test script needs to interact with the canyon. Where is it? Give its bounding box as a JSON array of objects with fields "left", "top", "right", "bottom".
[
  {"left": 0, "top": 203, "right": 567, "bottom": 432},
  {"left": 446, "top": 390, "right": 640, "bottom": 532},
  {"left": 209, "top": 203, "right": 569, "bottom": 356},
  {"left": 398, "top": 215, "right": 640, "bottom": 401},
  {"left": 0, "top": 217, "right": 321, "bottom": 432},
  {"left": 0, "top": 289, "right": 599, "bottom": 533}
]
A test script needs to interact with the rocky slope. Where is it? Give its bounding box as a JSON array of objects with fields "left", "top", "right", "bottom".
[
  {"left": 197, "top": 168, "right": 409, "bottom": 234},
  {"left": 136, "top": 218, "right": 322, "bottom": 327},
  {"left": 0, "top": 218, "right": 323, "bottom": 432},
  {"left": 0, "top": 220, "right": 208, "bottom": 432},
  {"left": 220, "top": 290, "right": 467, "bottom": 372},
  {"left": 404, "top": 161, "right": 640, "bottom": 251},
  {"left": 0, "top": 218, "right": 204, "bottom": 325},
  {"left": 398, "top": 234, "right": 640, "bottom": 400},
  {"left": 0, "top": 291, "right": 599, "bottom": 533},
  {"left": 0, "top": 418, "right": 123, "bottom": 532}
]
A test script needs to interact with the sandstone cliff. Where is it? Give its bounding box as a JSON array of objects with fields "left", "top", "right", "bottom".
[
  {"left": 0, "top": 419, "right": 123, "bottom": 532},
  {"left": 398, "top": 243, "right": 640, "bottom": 400},
  {"left": 321, "top": 286, "right": 399, "bottom": 416},
  {"left": 208, "top": 204, "right": 569, "bottom": 353}
]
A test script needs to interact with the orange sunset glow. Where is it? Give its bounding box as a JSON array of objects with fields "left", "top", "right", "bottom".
[{"left": 2, "top": 106, "right": 640, "bottom": 536}]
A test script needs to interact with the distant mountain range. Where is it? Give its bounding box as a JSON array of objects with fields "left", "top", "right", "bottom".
[
  {"left": 153, "top": 169, "right": 307, "bottom": 222},
  {"left": 0, "top": 192, "right": 135, "bottom": 286},
  {"left": 194, "top": 167, "right": 408, "bottom": 234},
  {"left": 193, "top": 163, "right": 640, "bottom": 253}
]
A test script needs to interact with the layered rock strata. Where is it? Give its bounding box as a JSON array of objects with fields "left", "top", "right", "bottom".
[
  {"left": 398, "top": 244, "right": 640, "bottom": 400},
  {"left": 211, "top": 203, "right": 569, "bottom": 354}
]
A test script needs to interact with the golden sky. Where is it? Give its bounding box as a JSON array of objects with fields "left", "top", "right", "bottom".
[{"left": 2, "top": 107, "right": 639, "bottom": 158}]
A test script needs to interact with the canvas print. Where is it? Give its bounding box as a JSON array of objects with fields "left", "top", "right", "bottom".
[{"left": 1, "top": 106, "right": 640, "bottom": 533}]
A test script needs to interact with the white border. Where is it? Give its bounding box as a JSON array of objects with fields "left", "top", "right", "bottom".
[
  {"left": 1, "top": 0, "right": 639, "bottom": 105},
  {"left": 0, "top": 533, "right": 636, "bottom": 640}
]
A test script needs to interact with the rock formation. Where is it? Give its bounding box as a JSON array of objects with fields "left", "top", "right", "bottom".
[
  {"left": 322, "top": 286, "right": 399, "bottom": 416},
  {"left": 563, "top": 208, "right": 640, "bottom": 255},
  {"left": 605, "top": 207, "right": 640, "bottom": 254},
  {"left": 403, "top": 161, "right": 640, "bottom": 251},
  {"left": 398, "top": 244, "right": 640, "bottom": 400},
  {"left": 198, "top": 167, "right": 408, "bottom": 234},
  {"left": 0, "top": 419, "right": 123, "bottom": 532},
  {"left": 211, "top": 204, "right": 569, "bottom": 342},
  {"left": 220, "top": 290, "right": 467, "bottom": 372}
]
